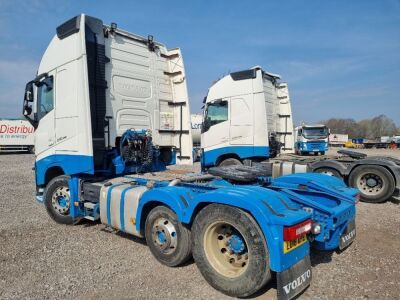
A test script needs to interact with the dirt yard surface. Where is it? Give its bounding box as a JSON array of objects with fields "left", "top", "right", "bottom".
[{"left": 0, "top": 150, "right": 399, "bottom": 299}]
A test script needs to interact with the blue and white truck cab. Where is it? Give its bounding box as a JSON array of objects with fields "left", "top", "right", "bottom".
[
  {"left": 294, "top": 124, "right": 329, "bottom": 155},
  {"left": 22, "top": 15, "right": 356, "bottom": 299}
]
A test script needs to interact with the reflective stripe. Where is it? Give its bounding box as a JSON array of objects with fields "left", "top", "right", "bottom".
[
  {"left": 120, "top": 185, "right": 137, "bottom": 232},
  {"left": 106, "top": 183, "right": 127, "bottom": 225}
]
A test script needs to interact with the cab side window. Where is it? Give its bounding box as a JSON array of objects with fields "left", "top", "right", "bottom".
[
  {"left": 37, "top": 76, "right": 54, "bottom": 120},
  {"left": 202, "top": 100, "right": 228, "bottom": 132}
]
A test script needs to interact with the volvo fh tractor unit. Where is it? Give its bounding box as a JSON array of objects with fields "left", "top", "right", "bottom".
[{"left": 23, "top": 15, "right": 357, "bottom": 300}]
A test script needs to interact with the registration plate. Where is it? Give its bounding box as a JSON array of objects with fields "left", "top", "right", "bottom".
[{"left": 283, "top": 235, "right": 307, "bottom": 253}]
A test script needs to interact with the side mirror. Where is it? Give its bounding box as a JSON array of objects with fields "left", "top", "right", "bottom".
[
  {"left": 23, "top": 101, "right": 32, "bottom": 116},
  {"left": 24, "top": 81, "right": 34, "bottom": 102},
  {"left": 22, "top": 83, "right": 38, "bottom": 128}
]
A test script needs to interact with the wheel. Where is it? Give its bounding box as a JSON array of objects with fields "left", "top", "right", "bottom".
[
  {"left": 313, "top": 152, "right": 319, "bottom": 156},
  {"left": 192, "top": 204, "right": 271, "bottom": 298},
  {"left": 348, "top": 165, "right": 395, "bottom": 203},
  {"left": 314, "top": 167, "right": 342, "bottom": 178},
  {"left": 321, "top": 151, "right": 325, "bottom": 155},
  {"left": 145, "top": 206, "right": 191, "bottom": 267},
  {"left": 43, "top": 175, "right": 79, "bottom": 225},
  {"left": 218, "top": 158, "right": 242, "bottom": 167}
]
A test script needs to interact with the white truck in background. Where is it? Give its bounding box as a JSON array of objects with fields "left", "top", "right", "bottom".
[
  {"left": 0, "top": 119, "right": 35, "bottom": 153},
  {"left": 201, "top": 66, "right": 294, "bottom": 168},
  {"left": 199, "top": 66, "right": 400, "bottom": 203},
  {"left": 329, "top": 133, "right": 348, "bottom": 147}
]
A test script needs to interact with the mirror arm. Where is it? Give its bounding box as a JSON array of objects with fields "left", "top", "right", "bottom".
[{"left": 33, "top": 72, "right": 48, "bottom": 85}]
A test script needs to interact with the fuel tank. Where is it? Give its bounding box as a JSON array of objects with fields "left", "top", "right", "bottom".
[{"left": 99, "top": 177, "right": 148, "bottom": 237}]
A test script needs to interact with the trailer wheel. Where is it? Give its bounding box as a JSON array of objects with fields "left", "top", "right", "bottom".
[
  {"left": 192, "top": 204, "right": 270, "bottom": 298},
  {"left": 44, "top": 175, "right": 78, "bottom": 225},
  {"left": 349, "top": 165, "right": 395, "bottom": 203},
  {"left": 314, "top": 167, "right": 341, "bottom": 178},
  {"left": 218, "top": 158, "right": 242, "bottom": 167},
  {"left": 145, "top": 206, "right": 191, "bottom": 267}
]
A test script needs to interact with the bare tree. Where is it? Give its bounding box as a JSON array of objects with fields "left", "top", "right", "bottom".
[{"left": 321, "top": 115, "right": 399, "bottom": 139}]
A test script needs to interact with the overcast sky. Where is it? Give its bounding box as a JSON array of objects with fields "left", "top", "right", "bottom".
[{"left": 1, "top": 0, "right": 399, "bottom": 125}]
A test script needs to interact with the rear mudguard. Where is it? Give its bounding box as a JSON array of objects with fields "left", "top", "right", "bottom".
[
  {"left": 136, "top": 184, "right": 311, "bottom": 272},
  {"left": 269, "top": 173, "right": 357, "bottom": 250}
]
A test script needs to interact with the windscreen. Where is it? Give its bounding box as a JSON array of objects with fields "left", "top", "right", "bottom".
[{"left": 302, "top": 127, "right": 328, "bottom": 139}]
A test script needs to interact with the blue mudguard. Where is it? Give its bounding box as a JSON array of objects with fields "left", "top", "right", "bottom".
[
  {"left": 135, "top": 182, "right": 312, "bottom": 273},
  {"left": 268, "top": 173, "right": 357, "bottom": 250}
]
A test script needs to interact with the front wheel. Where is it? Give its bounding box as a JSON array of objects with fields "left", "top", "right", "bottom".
[
  {"left": 348, "top": 165, "right": 395, "bottom": 203},
  {"left": 145, "top": 206, "right": 192, "bottom": 267},
  {"left": 44, "top": 175, "right": 79, "bottom": 225},
  {"left": 192, "top": 204, "right": 271, "bottom": 298}
]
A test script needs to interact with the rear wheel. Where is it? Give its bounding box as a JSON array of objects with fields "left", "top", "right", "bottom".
[
  {"left": 192, "top": 204, "right": 271, "bottom": 298},
  {"left": 44, "top": 175, "right": 79, "bottom": 225},
  {"left": 218, "top": 158, "right": 242, "bottom": 167},
  {"left": 349, "top": 165, "right": 395, "bottom": 203},
  {"left": 145, "top": 206, "right": 191, "bottom": 267}
]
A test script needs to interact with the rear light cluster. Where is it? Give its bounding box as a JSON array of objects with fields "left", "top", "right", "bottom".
[{"left": 283, "top": 220, "right": 312, "bottom": 241}]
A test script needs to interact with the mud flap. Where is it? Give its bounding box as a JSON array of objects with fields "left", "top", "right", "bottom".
[
  {"left": 339, "top": 219, "right": 356, "bottom": 250},
  {"left": 277, "top": 255, "right": 312, "bottom": 300}
]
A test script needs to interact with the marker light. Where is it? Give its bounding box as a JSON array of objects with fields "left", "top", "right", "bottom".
[{"left": 311, "top": 222, "right": 321, "bottom": 235}]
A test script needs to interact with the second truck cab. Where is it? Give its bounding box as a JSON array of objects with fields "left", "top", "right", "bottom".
[
  {"left": 201, "top": 66, "right": 294, "bottom": 168},
  {"left": 294, "top": 124, "right": 329, "bottom": 155}
]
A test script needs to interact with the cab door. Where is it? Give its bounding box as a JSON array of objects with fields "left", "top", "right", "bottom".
[
  {"left": 229, "top": 97, "right": 253, "bottom": 145},
  {"left": 34, "top": 75, "right": 56, "bottom": 157}
]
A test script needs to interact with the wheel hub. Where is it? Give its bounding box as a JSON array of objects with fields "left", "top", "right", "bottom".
[
  {"left": 366, "top": 178, "right": 378, "bottom": 187},
  {"left": 151, "top": 218, "right": 177, "bottom": 254},
  {"left": 204, "top": 222, "right": 249, "bottom": 278},
  {"left": 227, "top": 234, "right": 245, "bottom": 254},
  {"left": 51, "top": 186, "right": 70, "bottom": 215},
  {"left": 358, "top": 173, "right": 383, "bottom": 195}
]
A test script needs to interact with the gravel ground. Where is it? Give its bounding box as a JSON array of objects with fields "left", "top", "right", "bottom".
[{"left": 0, "top": 151, "right": 399, "bottom": 299}]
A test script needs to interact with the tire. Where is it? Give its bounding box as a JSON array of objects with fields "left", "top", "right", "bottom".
[
  {"left": 145, "top": 206, "right": 191, "bottom": 267},
  {"left": 314, "top": 167, "right": 342, "bottom": 178},
  {"left": 43, "top": 175, "right": 79, "bottom": 225},
  {"left": 348, "top": 165, "right": 395, "bottom": 203},
  {"left": 321, "top": 151, "right": 325, "bottom": 155},
  {"left": 218, "top": 158, "right": 242, "bottom": 167},
  {"left": 192, "top": 204, "right": 271, "bottom": 298}
]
